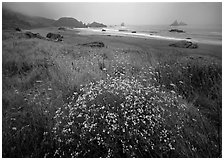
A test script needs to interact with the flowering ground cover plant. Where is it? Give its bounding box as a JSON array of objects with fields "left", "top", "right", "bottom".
[{"left": 52, "top": 74, "right": 219, "bottom": 157}]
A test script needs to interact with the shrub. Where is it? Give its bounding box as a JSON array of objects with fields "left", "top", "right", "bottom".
[{"left": 51, "top": 75, "right": 217, "bottom": 157}]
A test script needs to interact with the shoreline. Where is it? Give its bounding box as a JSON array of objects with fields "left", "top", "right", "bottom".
[
  {"left": 29, "top": 27, "right": 222, "bottom": 60},
  {"left": 73, "top": 27, "right": 222, "bottom": 46}
]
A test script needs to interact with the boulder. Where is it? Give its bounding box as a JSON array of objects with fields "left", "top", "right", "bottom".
[
  {"left": 131, "top": 31, "right": 136, "bottom": 33},
  {"left": 46, "top": 33, "right": 63, "bottom": 41},
  {"left": 23, "top": 31, "right": 46, "bottom": 40},
  {"left": 15, "top": 27, "right": 21, "bottom": 31},
  {"left": 81, "top": 41, "right": 105, "bottom": 48},
  {"left": 169, "top": 29, "right": 185, "bottom": 33},
  {"left": 169, "top": 40, "right": 198, "bottom": 49},
  {"left": 102, "top": 29, "right": 106, "bottom": 31},
  {"left": 25, "top": 32, "right": 36, "bottom": 38},
  {"left": 25, "top": 32, "right": 43, "bottom": 39}
]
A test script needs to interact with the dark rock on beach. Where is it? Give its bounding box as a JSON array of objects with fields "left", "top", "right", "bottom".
[
  {"left": 102, "top": 29, "right": 106, "bottom": 31},
  {"left": 169, "top": 40, "right": 198, "bottom": 49},
  {"left": 81, "top": 41, "right": 105, "bottom": 48},
  {"left": 169, "top": 29, "right": 185, "bottom": 33},
  {"left": 149, "top": 31, "right": 158, "bottom": 33},
  {"left": 131, "top": 31, "right": 136, "bottom": 33},
  {"left": 119, "top": 29, "right": 128, "bottom": 32},
  {"left": 58, "top": 27, "right": 66, "bottom": 31}
]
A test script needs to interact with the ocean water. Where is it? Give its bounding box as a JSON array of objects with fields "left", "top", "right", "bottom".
[{"left": 76, "top": 24, "right": 222, "bottom": 45}]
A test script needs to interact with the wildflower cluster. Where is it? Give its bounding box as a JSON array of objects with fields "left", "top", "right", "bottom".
[{"left": 52, "top": 75, "right": 189, "bottom": 157}]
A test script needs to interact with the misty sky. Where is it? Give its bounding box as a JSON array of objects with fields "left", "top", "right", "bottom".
[{"left": 3, "top": 2, "right": 222, "bottom": 26}]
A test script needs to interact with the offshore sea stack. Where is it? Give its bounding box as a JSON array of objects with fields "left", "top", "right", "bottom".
[{"left": 170, "top": 20, "right": 187, "bottom": 26}]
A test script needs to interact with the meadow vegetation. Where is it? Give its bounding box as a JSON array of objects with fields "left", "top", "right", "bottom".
[{"left": 2, "top": 31, "right": 222, "bottom": 157}]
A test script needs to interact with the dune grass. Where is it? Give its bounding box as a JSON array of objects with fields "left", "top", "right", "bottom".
[{"left": 2, "top": 31, "right": 222, "bottom": 157}]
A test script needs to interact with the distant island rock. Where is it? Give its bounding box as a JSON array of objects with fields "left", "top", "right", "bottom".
[
  {"left": 170, "top": 20, "right": 187, "bottom": 26},
  {"left": 87, "top": 22, "right": 107, "bottom": 28},
  {"left": 121, "top": 22, "right": 125, "bottom": 26},
  {"left": 54, "top": 17, "right": 86, "bottom": 28}
]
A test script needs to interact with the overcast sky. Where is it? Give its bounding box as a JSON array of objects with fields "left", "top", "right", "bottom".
[{"left": 3, "top": 2, "right": 222, "bottom": 26}]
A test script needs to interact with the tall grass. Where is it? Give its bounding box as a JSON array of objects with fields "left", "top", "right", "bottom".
[
  {"left": 151, "top": 55, "right": 222, "bottom": 157},
  {"left": 153, "top": 55, "right": 222, "bottom": 127},
  {"left": 2, "top": 31, "right": 221, "bottom": 157}
]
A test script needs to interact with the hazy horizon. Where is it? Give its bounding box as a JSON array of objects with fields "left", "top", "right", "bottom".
[{"left": 3, "top": 2, "right": 222, "bottom": 26}]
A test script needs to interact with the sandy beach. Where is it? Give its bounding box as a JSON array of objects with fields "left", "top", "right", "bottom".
[{"left": 31, "top": 27, "right": 222, "bottom": 60}]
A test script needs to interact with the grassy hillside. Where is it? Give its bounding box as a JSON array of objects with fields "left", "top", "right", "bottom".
[
  {"left": 2, "top": 8, "right": 56, "bottom": 30},
  {"left": 2, "top": 30, "right": 222, "bottom": 158},
  {"left": 2, "top": 8, "right": 88, "bottom": 30}
]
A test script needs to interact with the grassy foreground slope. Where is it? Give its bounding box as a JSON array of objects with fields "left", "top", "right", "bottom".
[{"left": 2, "top": 30, "right": 221, "bottom": 157}]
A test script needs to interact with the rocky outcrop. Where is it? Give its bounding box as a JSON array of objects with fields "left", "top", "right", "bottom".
[
  {"left": 88, "top": 22, "right": 107, "bottom": 28},
  {"left": 81, "top": 42, "right": 105, "bottom": 48},
  {"left": 46, "top": 33, "right": 63, "bottom": 41},
  {"left": 54, "top": 17, "right": 86, "bottom": 28},
  {"left": 169, "top": 40, "right": 198, "bottom": 49}
]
